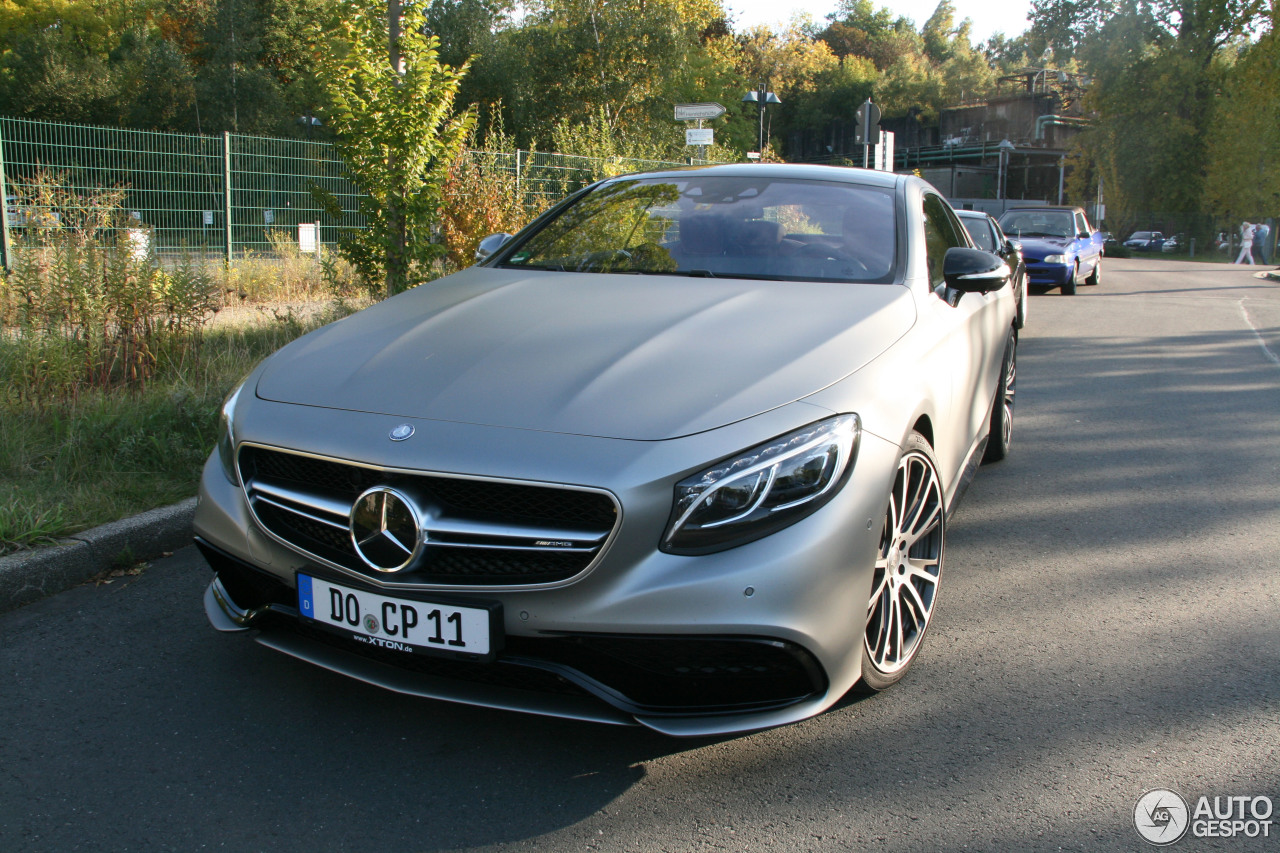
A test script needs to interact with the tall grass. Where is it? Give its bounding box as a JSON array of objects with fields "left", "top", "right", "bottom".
[
  {"left": 0, "top": 172, "right": 359, "bottom": 554},
  {"left": 0, "top": 307, "right": 351, "bottom": 555}
]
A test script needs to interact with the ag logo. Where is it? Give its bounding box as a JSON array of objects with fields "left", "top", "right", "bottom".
[{"left": 1135, "top": 789, "right": 1190, "bottom": 845}]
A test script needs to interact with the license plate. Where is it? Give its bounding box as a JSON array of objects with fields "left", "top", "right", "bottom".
[{"left": 297, "top": 573, "right": 500, "bottom": 660}]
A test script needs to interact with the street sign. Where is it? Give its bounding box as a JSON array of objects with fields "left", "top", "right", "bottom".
[
  {"left": 674, "top": 103, "right": 726, "bottom": 121},
  {"left": 855, "top": 99, "right": 881, "bottom": 146},
  {"left": 875, "top": 130, "right": 896, "bottom": 172},
  {"left": 686, "top": 128, "right": 714, "bottom": 147}
]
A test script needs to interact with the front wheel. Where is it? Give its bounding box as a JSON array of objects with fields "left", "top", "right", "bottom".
[
  {"left": 861, "top": 432, "right": 946, "bottom": 692},
  {"left": 1061, "top": 264, "right": 1078, "bottom": 295},
  {"left": 1015, "top": 274, "right": 1028, "bottom": 328}
]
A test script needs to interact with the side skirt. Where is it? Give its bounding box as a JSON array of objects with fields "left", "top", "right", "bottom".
[{"left": 945, "top": 435, "right": 987, "bottom": 521}]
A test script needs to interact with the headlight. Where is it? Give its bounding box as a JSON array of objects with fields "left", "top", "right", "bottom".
[
  {"left": 1042, "top": 254, "right": 1068, "bottom": 264},
  {"left": 216, "top": 381, "right": 247, "bottom": 485},
  {"left": 662, "top": 415, "right": 860, "bottom": 555}
]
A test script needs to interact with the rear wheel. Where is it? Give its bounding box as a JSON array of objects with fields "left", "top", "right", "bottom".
[
  {"left": 982, "top": 332, "right": 1016, "bottom": 463},
  {"left": 861, "top": 432, "right": 945, "bottom": 692},
  {"left": 1086, "top": 258, "right": 1101, "bottom": 286}
]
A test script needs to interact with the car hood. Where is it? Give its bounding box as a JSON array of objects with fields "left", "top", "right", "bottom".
[
  {"left": 1009, "top": 235, "right": 1072, "bottom": 257},
  {"left": 255, "top": 268, "right": 916, "bottom": 441}
]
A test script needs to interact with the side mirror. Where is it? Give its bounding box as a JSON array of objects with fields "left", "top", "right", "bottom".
[
  {"left": 475, "top": 232, "right": 514, "bottom": 263},
  {"left": 943, "top": 247, "right": 1009, "bottom": 294}
]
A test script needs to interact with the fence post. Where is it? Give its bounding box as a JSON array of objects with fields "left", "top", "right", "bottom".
[
  {"left": 515, "top": 149, "right": 523, "bottom": 205},
  {"left": 223, "top": 131, "right": 233, "bottom": 265},
  {"left": 0, "top": 121, "right": 12, "bottom": 272}
]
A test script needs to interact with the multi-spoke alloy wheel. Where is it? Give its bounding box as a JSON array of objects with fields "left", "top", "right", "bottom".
[{"left": 862, "top": 432, "right": 945, "bottom": 690}]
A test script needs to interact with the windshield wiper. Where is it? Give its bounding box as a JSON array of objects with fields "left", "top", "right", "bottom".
[{"left": 501, "top": 262, "right": 566, "bottom": 271}]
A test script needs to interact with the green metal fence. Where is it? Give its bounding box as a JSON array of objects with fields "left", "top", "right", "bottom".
[
  {"left": 0, "top": 117, "right": 365, "bottom": 265},
  {"left": 0, "top": 116, "right": 711, "bottom": 270}
]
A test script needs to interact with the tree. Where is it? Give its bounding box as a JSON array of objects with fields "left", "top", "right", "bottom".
[
  {"left": 493, "top": 0, "right": 740, "bottom": 155},
  {"left": 1204, "top": 12, "right": 1280, "bottom": 222},
  {"left": 314, "top": 0, "right": 475, "bottom": 297},
  {"left": 819, "top": 0, "right": 919, "bottom": 71},
  {"left": 1043, "top": 0, "right": 1269, "bottom": 227}
]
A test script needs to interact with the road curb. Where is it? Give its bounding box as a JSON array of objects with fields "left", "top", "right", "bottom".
[{"left": 0, "top": 497, "right": 196, "bottom": 615}]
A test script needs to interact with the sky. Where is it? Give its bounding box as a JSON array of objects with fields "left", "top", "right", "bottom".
[{"left": 723, "top": 0, "right": 1034, "bottom": 44}]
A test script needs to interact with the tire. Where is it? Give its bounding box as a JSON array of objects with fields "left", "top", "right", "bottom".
[
  {"left": 1086, "top": 258, "right": 1101, "bottom": 287},
  {"left": 861, "top": 431, "right": 945, "bottom": 692},
  {"left": 982, "top": 332, "right": 1016, "bottom": 463},
  {"left": 1061, "top": 264, "right": 1078, "bottom": 295},
  {"left": 1015, "top": 274, "right": 1028, "bottom": 329}
]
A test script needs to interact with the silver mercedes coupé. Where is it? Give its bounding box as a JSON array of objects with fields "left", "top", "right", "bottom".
[{"left": 195, "top": 164, "right": 1017, "bottom": 736}]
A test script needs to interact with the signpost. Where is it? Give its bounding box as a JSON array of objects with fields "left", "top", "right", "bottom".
[
  {"left": 685, "top": 128, "right": 714, "bottom": 147},
  {"left": 675, "top": 103, "right": 725, "bottom": 162},
  {"left": 875, "top": 130, "right": 895, "bottom": 172},
  {"left": 856, "top": 99, "right": 881, "bottom": 167},
  {"left": 674, "top": 103, "right": 726, "bottom": 122}
]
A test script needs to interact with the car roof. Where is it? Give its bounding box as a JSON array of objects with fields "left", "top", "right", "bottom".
[
  {"left": 1002, "top": 205, "right": 1085, "bottom": 214},
  {"left": 600, "top": 162, "right": 908, "bottom": 191}
]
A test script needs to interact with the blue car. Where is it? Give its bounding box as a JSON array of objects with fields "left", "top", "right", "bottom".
[{"left": 997, "top": 206, "right": 1104, "bottom": 295}]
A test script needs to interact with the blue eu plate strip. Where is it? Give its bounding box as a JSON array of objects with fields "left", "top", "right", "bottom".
[{"left": 297, "top": 573, "right": 314, "bottom": 620}]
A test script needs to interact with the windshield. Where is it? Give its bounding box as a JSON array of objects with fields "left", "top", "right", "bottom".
[
  {"left": 496, "top": 175, "right": 897, "bottom": 283},
  {"left": 998, "top": 210, "right": 1075, "bottom": 239},
  {"left": 1129, "top": 231, "right": 1154, "bottom": 240},
  {"left": 960, "top": 217, "right": 996, "bottom": 251}
]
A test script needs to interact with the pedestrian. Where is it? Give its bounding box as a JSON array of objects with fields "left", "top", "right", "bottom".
[
  {"left": 1236, "top": 220, "right": 1256, "bottom": 264},
  {"left": 1255, "top": 220, "right": 1272, "bottom": 264}
]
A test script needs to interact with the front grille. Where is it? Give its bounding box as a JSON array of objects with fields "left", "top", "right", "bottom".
[{"left": 238, "top": 445, "right": 618, "bottom": 587}]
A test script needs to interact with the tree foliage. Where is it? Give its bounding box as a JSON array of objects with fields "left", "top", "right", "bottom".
[
  {"left": 1041, "top": 0, "right": 1272, "bottom": 231},
  {"left": 313, "top": 0, "right": 475, "bottom": 297},
  {"left": 1204, "top": 8, "right": 1280, "bottom": 221},
  {"left": 0, "top": 0, "right": 334, "bottom": 134}
]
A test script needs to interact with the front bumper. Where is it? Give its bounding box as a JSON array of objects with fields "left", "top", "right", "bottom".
[
  {"left": 193, "top": 399, "right": 903, "bottom": 736},
  {"left": 1025, "top": 261, "right": 1073, "bottom": 286}
]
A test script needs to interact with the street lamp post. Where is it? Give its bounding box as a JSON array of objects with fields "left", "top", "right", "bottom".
[{"left": 742, "top": 87, "right": 781, "bottom": 155}]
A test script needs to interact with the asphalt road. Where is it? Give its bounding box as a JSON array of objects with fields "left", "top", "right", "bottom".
[{"left": 2, "top": 258, "right": 1278, "bottom": 853}]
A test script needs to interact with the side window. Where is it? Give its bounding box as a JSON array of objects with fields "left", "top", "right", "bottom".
[
  {"left": 922, "top": 194, "right": 965, "bottom": 288},
  {"left": 1075, "top": 212, "right": 1089, "bottom": 237},
  {"left": 984, "top": 222, "right": 1000, "bottom": 252},
  {"left": 991, "top": 220, "right": 1008, "bottom": 249}
]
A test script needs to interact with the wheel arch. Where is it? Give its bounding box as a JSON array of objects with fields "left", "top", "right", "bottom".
[{"left": 911, "top": 415, "right": 934, "bottom": 448}]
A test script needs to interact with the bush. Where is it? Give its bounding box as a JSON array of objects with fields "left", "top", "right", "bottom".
[{"left": 2, "top": 234, "right": 220, "bottom": 401}]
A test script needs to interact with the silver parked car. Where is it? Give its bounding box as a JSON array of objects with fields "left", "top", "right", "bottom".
[{"left": 196, "top": 164, "right": 1017, "bottom": 736}]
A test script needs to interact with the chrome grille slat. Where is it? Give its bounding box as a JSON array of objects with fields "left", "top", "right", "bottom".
[
  {"left": 251, "top": 480, "right": 352, "bottom": 523},
  {"left": 426, "top": 541, "right": 597, "bottom": 554},
  {"left": 252, "top": 493, "right": 349, "bottom": 530},
  {"left": 238, "top": 444, "right": 619, "bottom": 588}
]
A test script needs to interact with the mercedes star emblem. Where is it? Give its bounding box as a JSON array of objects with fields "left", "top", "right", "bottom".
[
  {"left": 349, "top": 486, "right": 425, "bottom": 572},
  {"left": 389, "top": 423, "right": 415, "bottom": 441}
]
